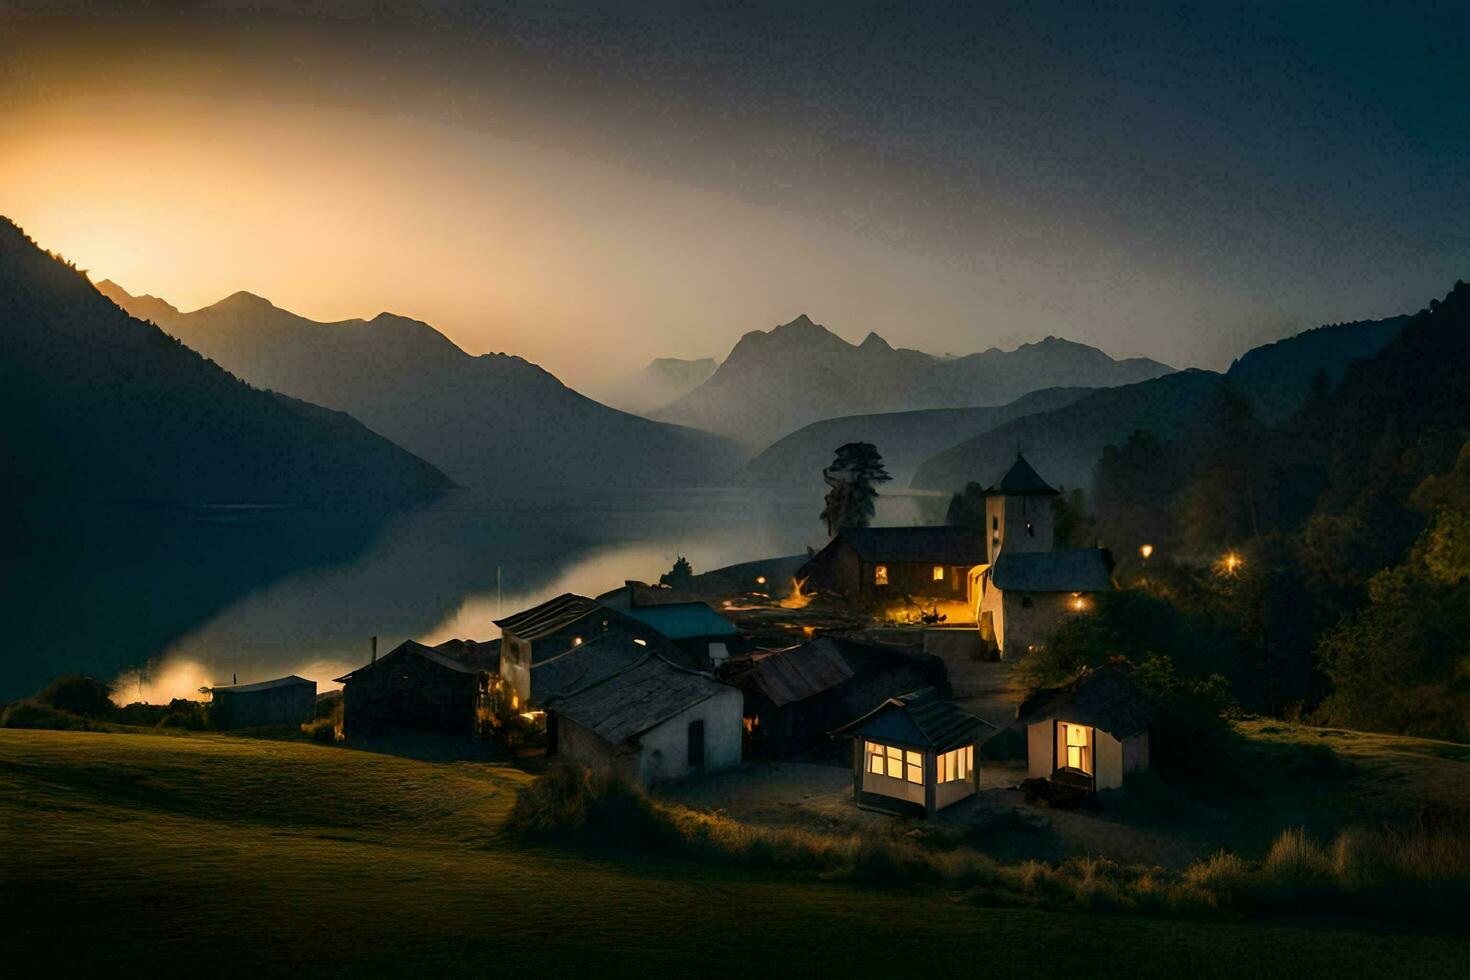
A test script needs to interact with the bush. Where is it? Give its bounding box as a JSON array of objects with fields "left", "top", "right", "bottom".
[
  {"left": 0, "top": 699, "right": 95, "bottom": 730},
  {"left": 35, "top": 674, "right": 114, "bottom": 718}
]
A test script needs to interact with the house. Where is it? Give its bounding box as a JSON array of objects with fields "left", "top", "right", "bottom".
[
  {"left": 832, "top": 689, "right": 997, "bottom": 817},
  {"left": 525, "top": 631, "right": 669, "bottom": 707},
  {"left": 494, "top": 593, "right": 655, "bottom": 707},
  {"left": 799, "top": 454, "right": 1113, "bottom": 659},
  {"left": 1015, "top": 664, "right": 1154, "bottom": 792},
  {"left": 211, "top": 675, "right": 317, "bottom": 729},
  {"left": 727, "top": 636, "right": 948, "bottom": 758},
  {"left": 335, "top": 638, "right": 500, "bottom": 737},
  {"left": 598, "top": 586, "right": 743, "bottom": 667},
  {"left": 547, "top": 652, "right": 743, "bottom": 787},
  {"left": 797, "top": 525, "right": 990, "bottom": 608}
]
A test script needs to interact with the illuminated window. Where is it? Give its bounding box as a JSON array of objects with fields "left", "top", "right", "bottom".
[
  {"left": 936, "top": 744, "right": 974, "bottom": 784},
  {"left": 865, "top": 741, "right": 923, "bottom": 784},
  {"left": 1061, "top": 722, "right": 1092, "bottom": 775},
  {"left": 932, "top": 565, "right": 945, "bottom": 581},
  {"left": 1025, "top": 521, "right": 1034, "bottom": 537},
  {"left": 874, "top": 565, "right": 889, "bottom": 586}
]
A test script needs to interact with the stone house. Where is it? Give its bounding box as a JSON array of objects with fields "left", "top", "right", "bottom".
[{"left": 1016, "top": 664, "right": 1155, "bottom": 792}]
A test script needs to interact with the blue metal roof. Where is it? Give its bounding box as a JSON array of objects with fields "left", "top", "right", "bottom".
[{"left": 622, "top": 601, "right": 738, "bottom": 640}]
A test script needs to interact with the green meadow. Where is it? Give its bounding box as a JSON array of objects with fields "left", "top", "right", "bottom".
[{"left": 2, "top": 729, "right": 1467, "bottom": 978}]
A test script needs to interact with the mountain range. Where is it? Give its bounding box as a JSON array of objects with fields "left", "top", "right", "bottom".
[
  {"left": 599, "top": 357, "right": 719, "bottom": 415},
  {"left": 911, "top": 314, "right": 1410, "bottom": 494},
  {"left": 653, "top": 315, "right": 1174, "bottom": 449},
  {"left": 96, "top": 283, "right": 745, "bottom": 492},
  {"left": 0, "top": 219, "right": 451, "bottom": 509}
]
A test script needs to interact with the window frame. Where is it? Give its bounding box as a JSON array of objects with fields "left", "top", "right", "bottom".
[
  {"left": 873, "top": 564, "right": 889, "bottom": 586},
  {"left": 864, "top": 740, "right": 924, "bottom": 785},
  {"left": 932, "top": 564, "right": 945, "bottom": 582}
]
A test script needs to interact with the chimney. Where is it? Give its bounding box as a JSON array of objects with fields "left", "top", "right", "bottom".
[{"left": 371, "top": 635, "right": 378, "bottom": 664}]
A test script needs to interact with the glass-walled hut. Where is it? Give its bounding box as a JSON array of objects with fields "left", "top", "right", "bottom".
[{"left": 834, "top": 690, "right": 997, "bottom": 817}]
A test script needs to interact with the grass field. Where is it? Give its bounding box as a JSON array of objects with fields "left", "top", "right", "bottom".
[{"left": 1, "top": 729, "right": 1467, "bottom": 978}]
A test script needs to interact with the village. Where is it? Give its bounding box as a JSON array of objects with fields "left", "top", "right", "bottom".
[{"left": 208, "top": 455, "right": 1152, "bottom": 836}]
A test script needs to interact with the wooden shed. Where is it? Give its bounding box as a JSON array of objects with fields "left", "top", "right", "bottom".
[
  {"left": 548, "top": 652, "right": 743, "bottom": 788},
  {"left": 211, "top": 675, "right": 317, "bottom": 730},
  {"left": 727, "top": 636, "right": 948, "bottom": 759},
  {"left": 1016, "top": 664, "right": 1155, "bottom": 792},
  {"left": 833, "top": 689, "right": 997, "bottom": 817},
  {"left": 335, "top": 638, "right": 500, "bottom": 738}
]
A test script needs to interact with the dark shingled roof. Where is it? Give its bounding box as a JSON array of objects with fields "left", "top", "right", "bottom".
[
  {"left": 212, "top": 674, "right": 314, "bottom": 694},
  {"left": 494, "top": 593, "right": 605, "bottom": 639},
  {"left": 731, "top": 637, "right": 856, "bottom": 707},
  {"left": 530, "top": 631, "right": 658, "bottom": 702},
  {"left": 1015, "top": 664, "right": 1156, "bottom": 738},
  {"left": 991, "top": 548, "right": 1113, "bottom": 592},
  {"left": 833, "top": 688, "right": 998, "bottom": 751},
  {"left": 333, "top": 638, "right": 500, "bottom": 683},
  {"left": 622, "top": 601, "right": 738, "bottom": 639},
  {"left": 833, "top": 526, "right": 989, "bottom": 565},
  {"left": 985, "top": 453, "right": 1059, "bottom": 496},
  {"left": 549, "top": 653, "right": 731, "bottom": 745}
]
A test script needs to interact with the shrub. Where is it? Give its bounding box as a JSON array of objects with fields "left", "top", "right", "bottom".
[
  {"left": 0, "top": 699, "right": 95, "bottom": 730},
  {"left": 36, "top": 674, "right": 115, "bottom": 718}
]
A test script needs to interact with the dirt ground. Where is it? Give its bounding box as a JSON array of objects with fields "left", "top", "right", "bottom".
[{"left": 659, "top": 759, "right": 1210, "bottom": 868}]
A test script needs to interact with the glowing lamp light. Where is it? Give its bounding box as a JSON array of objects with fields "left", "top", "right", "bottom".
[
  {"left": 1070, "top": 593, "right": 1088, "bottom": 612},
  {"left": 572, "top": 636, "right": 583, "bottom": 646},
  {"left": 755, "top": 575, "right": 767, "bottom": 585},
  {"left": 633, "top": 638, "right": 647, "bottom": 646},
  {"left": 1139, "top": 544, "right": 1154, "bottom": 560},
  {"left": 1218, "top": 552, "right": 1243, "bottom": 576}
]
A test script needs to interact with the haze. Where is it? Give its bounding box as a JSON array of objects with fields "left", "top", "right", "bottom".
[{"left": 2, "top": 2, "right": 1466, "bottom": 391}]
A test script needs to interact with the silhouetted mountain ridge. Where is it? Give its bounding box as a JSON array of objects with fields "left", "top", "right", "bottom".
[
  {"left": 99, "top": 280, "right": 745, "bottom": 490},
  {"left": 2, "top": 221, "right": 453, "bottom": 508}
]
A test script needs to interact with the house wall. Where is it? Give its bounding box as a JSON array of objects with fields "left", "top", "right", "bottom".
[
  {"left": 1094, "top": 729, "right": 1125, "bottom": 790},
  {"left": 556, "top": 715, "right": 641, "bottom": 784},
  {"left": 214, "top": 683, "right": 316, "bottom": 730},
  {"left": 934, "top": 754, "right": 978, "bottom": 810},
  {"left": 861, "top": 561, "right": 971, "bottom": 603},
  {"left": 1027, "top": 720, "right": 1054, "bottom": 780},
  {"left": 498, "top": 632, "right": 534, "bottom": 705},
  {"left": 998, "top": 590, "right": 1080, "bottom": 659},
  {"left": 634, "top": 686, "right": 743, "bottom": 787},
  {"left": 861, "top": 763, "right": 925, "bottom": 806}
]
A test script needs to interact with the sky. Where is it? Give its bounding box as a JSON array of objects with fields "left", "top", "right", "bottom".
[{"left": 2, "top": 1, "right": 1467, "bottom": 393}]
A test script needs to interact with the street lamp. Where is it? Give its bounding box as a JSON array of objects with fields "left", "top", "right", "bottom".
[{"left": 1139, "top": 543, "right": 1153, "bottom": 560}]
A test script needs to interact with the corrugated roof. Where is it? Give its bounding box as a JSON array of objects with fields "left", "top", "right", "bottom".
[
  {"left": 493, "top": 593, "right": 605, "bottom": 639},
  {"left": 832, "top": 526, "right": 989, "bottom": 564},
  {"left": 550, "top": 653, "right": 729, "bottom": 745},
  {"left": 212, "top": 674, "right": 315, "bottom": 694},
  {"left": 531, "top": 631, "right": 656, "bottom": 703},
  {"left": 622, "top": 601, "right": 738, "bottom": 640},
  {"left": 985, "top": 453, "right": 1059, "bottom": 496},
  {"left": 833, "top": 688, "right": 998, "bottom": 751},
  {"left": 731, "top": 637, "right": 855, "bottom": 706},
  {"left": 1015, "top": 663, "right": 1155, "bottom": 738},
  {"left": 991, "top": 548, "right": 1113, "bottom": 593},
  {"left": 332, "top": 638, "right": 499, "bottom": 683}
]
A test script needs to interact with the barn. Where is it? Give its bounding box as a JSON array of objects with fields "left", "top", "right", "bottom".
[
  {"left": 1016, "top": 664, "right": 1155, "bottom": 792},
  {"left": 727, "top": 636, "right": 948, "bottom": 758},
  {"left": 548, "top": 652, "right": 743, "bottom": 787},
  {"left": 335, "top": 638, "right": 500, "bottom": 738},
  {"left": 211, "top": 675, "right": 317, "bottom": 730},
  {"left": 495, "top": 593, "right": 655, "bottom": 707}
]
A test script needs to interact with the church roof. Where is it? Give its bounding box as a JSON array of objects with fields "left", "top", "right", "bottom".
[
  {"left": 829, "top": 525, "right": 989, "bottom": 565},
  {"left": 991, "top": 548, "right": 1113, "bottom": 593},
  {"left": 985, "top": 454, "right": 1059, "bottom": 496}
]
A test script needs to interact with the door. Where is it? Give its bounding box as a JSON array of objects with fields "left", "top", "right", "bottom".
[{"left": 687, "top": 719, "right": 706, "bottom": 769}]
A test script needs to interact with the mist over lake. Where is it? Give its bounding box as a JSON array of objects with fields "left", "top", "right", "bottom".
[{"left": 2, "top": 489, "right": 939, "bottom": 704}]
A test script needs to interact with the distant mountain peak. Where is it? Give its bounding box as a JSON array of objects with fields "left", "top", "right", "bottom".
[
  {"left": 859, "top": 331, "right": 893, "bottom": 351},
  {"left": 210, "top": 290, "right": 276, "bottom": 313}
]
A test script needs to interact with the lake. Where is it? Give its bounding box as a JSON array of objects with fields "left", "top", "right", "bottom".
[{"left": 3, "top": 488, "right": 943, "bottom": 703}]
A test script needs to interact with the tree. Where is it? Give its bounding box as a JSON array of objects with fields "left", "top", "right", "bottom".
[
  {"left": 659, "top": 555, "right": 694, "bottom": 590},
  {"left": 820, "top": 442, "right": 891, "bottom": 536}
]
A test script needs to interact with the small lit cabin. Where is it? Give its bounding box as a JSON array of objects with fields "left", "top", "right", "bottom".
[
  {"left": 833, "top": 690, "right": 998, "bottom": 817},
  {"left": 211, "top": 674, "right": 317, "bottom": 730},
  {"left": 547, "top": 652, "right": 743, "bottom": 787},
  {"left": 1016, "top": 664, "right": 1154, "bottom": 793}
]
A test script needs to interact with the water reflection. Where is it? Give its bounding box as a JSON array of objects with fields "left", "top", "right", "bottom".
[{"left": 6, "top": 488, "right": 943, "bottom": 703}]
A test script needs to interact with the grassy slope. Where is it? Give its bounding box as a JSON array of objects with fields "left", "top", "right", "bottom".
[{"left": 1, "top": 731, "right": 1465, "bottom": 979}]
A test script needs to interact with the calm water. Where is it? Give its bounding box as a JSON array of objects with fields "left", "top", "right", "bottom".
[{"left": 4, "top": 488, "right": 942, "bottom": 703}]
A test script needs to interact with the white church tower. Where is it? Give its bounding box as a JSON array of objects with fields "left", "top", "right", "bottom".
[{"left": 983, "top": 453, "right": 1059, "bottom": 564}]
